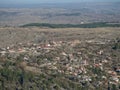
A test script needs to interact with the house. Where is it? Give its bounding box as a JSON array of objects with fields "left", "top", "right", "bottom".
[
  {"left": 108, "top": 71, "right": 117, "bottom": 76},
  {"left": 0, "top": 51, "right": 7, "bottom": 56},
  {"left": 61, "top": 52, "right": 67, "bottom": 56},
  {"left": 18, "top": 48, "right": 26, "bottom": 53},
  {"left": 80, "top": 60, "right": 89, "bottom": 66},
  {"left": 110, "top": 76, "right": 119, "bottom": 83},
  {"left": 102, "top": 59, "right": 108, "bottom": 63},
  {"left": 97, "top": 50, "right": 103, "bottom": 55},
  {"left": 9, "top": 49, "right": 16, "bottom": 53}
]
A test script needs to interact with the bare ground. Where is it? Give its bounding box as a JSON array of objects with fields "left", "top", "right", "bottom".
[{"left": 0, "top": 27, "right": 120, "bottom": 48}]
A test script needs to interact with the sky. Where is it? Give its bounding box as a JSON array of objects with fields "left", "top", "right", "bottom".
[{"left": 0, "top": 0, "right": 120, "bottom": 4}]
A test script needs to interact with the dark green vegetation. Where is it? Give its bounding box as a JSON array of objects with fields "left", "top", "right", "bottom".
[
  {"left": 112, "top": 38, "right": 120, "bottom": 50},
  {"left": 21, "top": 22, "right": 120, "bottom": 28}
]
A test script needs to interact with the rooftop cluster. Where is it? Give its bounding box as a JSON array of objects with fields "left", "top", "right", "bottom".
[{"left": 0, "top": 39, "right": 120, "bottom": 90}]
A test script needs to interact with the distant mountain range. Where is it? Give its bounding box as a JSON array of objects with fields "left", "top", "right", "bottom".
[
  {"left": 0, "top": 2, "right": 120, "bottom": 8},
  {"left": 0, "top": 2, "right": 120, "bottom": 26}
]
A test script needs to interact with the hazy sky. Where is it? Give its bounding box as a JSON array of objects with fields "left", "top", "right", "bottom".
[{"left": 0, "top": 0, "right": 120, "bottom": 4}]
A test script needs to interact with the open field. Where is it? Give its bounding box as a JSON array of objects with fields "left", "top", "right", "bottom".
[{"left": 0, "top": 27, "right": 120, "bottom": 47}]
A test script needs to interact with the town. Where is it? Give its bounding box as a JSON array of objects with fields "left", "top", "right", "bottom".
[{"left": 0, "top": 38, "right": 120, "bottom": 90}]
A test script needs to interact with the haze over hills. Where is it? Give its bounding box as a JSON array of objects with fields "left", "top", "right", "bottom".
[
  {"left": 0, "top": 0, "right": 120, "bottom": 4},
  {"left": 0, "top": 2, "right": 120, "bottom": 26}
]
